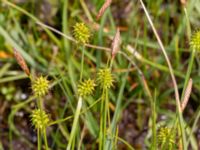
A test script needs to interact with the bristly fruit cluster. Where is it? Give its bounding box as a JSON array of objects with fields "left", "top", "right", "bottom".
[
  {"left": 97, "top": 68, "right": 114, "bottom": 89},
  {"left": 190, "top": 30, "right": 200, "bottom": 51},
  {"left": 73, "top": 22, "right": 91, "bottom": 44},
  {"left": 32, "top": 76, "right": 49, "bottom": 98},
  {"left": 31, "top": 109, "right": 50, "bottom": 130},
  {"left": 78, "top": 79, "right": 96, "bottom": 97},
  {"left": 157, "top": 127, "right": 175, "bottom": 148}
]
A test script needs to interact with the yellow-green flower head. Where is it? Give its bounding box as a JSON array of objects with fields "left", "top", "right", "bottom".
[
  {"left": 157, "top": 127, "right": 174, "bottom": 148},
  {"left": 78, "top": 79, "right": 96, "bottom": 97},
  {"left": 190, "top": 30, "right": 200, "bottom": 51},
  {"left": 73, "top": 22, "right": 91, "bottom": 44},
  {"left": 32, "top": 76, "right": 49, "bottom": 98},
  {"left": 31, "top": 109, "right": 50, "bottom": 129},
  {"left": 97, "top": 68, "right": 114, "bottom": 89}
]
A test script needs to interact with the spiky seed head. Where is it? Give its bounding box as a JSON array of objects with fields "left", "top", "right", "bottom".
[
  {"left": 31, "top": 109, "right": 50, "bottom": 129},
  {"left": 73, "top": 22, "right": 91, "bottom": 44},
  {"left": 190, "top": 30, "right": 200, "bottom": 51},
  {"left": 32, "top": 76, "right": 49, "bottom": 98},
  {"left": 97, "top": 68, "right": 114, "bottom": 89},
  {"left": 157, "top": 127, "right": 175, "bottom": 148},
  {"left": 78, "top": 79, "right": 96, "bottom": 97}
]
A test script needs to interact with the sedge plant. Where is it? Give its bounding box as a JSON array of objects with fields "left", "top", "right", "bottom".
[
  {"left": 31, "top": 75, "right": 50, "bottom": 150},
  {"left": 98, "top": 27, "right": 120, "bottom": 150},
  {"left": 66, "top": 22, "right": 93, "bottom": 150},
  {"left": 13, "top": 48, "right": 50, "bottom": 150},
  {"left": 3, "top": 0, "right": 200, "bottom": 149}
]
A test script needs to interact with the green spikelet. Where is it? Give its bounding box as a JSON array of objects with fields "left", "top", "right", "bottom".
[
  {"left": 190, "top": 30, "right": 200, "bottom": 51},
  {"left": 31, "top": 109, "right": 50, "bottom": 130},
  {"left": 157, "top": 127, "right": 175, "bottom": 149},
  {"left": 73, "top": 22, "right": 91, "bottom": 44},
  {"left": 32, "top": 76, "right": 49, "bottom": 98},
  {"left": 78, "top": 79, "right": 96, "bottom": 97},
  {"left": 97, "top": 68, "right": 114, "bottom": 89}
]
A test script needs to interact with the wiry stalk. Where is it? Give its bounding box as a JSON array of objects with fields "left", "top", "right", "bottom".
[{"left": 139, "top": 0, "right": 186, "bottom": 149}]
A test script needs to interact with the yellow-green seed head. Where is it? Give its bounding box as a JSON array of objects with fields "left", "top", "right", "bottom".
[
  {"left": 73, "top": 22, "right": 91, "bottom": 44},
  {"left": 157, "top": 127, "right": 174, "bottom": 148},
  {"left": 190, "top": 30, "right": 200, "bottom": 51},
  {"left": 97, "top": 68, "right": 114, "bottom": 89},
  {"left": 31, "top": 109, "right": 50, "bottom": 129},
  {"left": 78, "top": 79, "right": 96, "bottom": 97},
  {"left": 32, "top": 76, "right": 49, "bottom": 98}
]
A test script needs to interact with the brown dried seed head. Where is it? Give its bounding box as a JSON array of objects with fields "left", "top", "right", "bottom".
[
  {"left": 13, "top": 48, "right": 30, "bottom": 76},
  {"left": 111, "top": 27, "right": 121, "bottom": 58},
  {"left": 181, "top": 78, "right": 193, "bottom": 112},
  {"left": 97, "top": 0, "right": 112, "bottom": 20},
  {"left": 180, "top": 0, "right": 187, "bottom": 6}
]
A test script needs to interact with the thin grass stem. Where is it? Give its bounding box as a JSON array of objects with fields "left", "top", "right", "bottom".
[
  {"left": 139, "top": 0, "right": 186, "bottom": 149},
  {"left": 80, "top": 46, "right": 85, "bottom": 81},
  {"left": 43, "top": 129, "right": 49, "bottom": 150},
  {"left": 37, "top": 129, "right": 41, "bottom": 150},
  {"left": 67, "top": 97, "right": 83, "bottom": 150}
]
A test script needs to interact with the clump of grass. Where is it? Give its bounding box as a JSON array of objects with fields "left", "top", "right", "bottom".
[{"left": 1, "top": 0, "right": 200, "bottom": 150}]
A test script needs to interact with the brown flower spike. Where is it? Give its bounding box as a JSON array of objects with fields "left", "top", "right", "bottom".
[
  {"left": 181, "top": 78, "right": 193, "bottom": 112},
  {"left": 111, "top": 27, "right": 121, "bottom": 58},
  {"left": 180, "top": 0, "right": 187, "bottom": 6},
  {"left": 97, "top": 0, "right": 112, "bottom": 20},
  {"left": 13, "top": 48, "right": 30, "bottom": 76}
]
